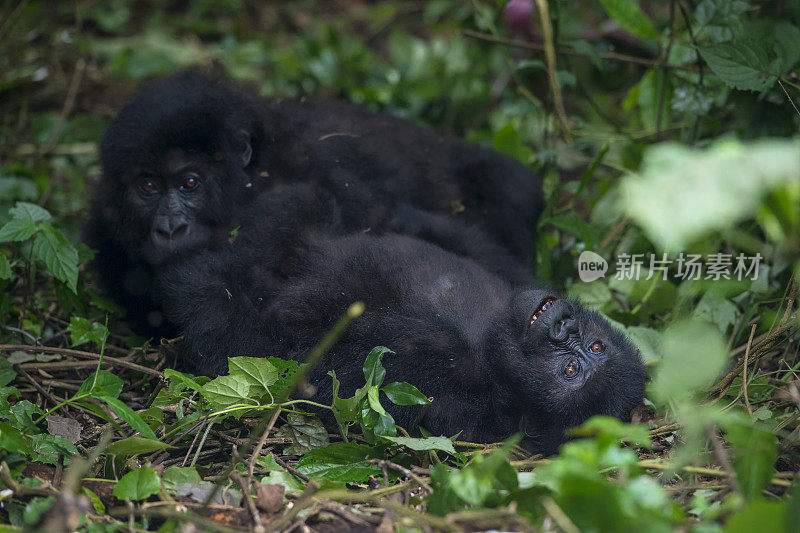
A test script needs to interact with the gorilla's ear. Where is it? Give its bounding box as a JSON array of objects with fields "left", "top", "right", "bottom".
[{"left": 236, "top": 128, "right": 253, "bottom": 168}]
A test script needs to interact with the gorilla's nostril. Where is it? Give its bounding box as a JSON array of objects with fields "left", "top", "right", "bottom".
[{"left": 172, "top": 223, "right": 189, "bottom": 239}]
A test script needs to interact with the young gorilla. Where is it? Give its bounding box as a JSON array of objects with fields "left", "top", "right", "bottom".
[
  {"left": 157, "top": 184, "right": 646, "bottom": 454},
  {"left": 87, "top": 71, "right": 542, "bottom": 336}
]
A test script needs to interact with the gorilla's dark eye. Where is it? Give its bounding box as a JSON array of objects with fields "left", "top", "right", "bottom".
[
  {"left": 589, "top": 341, "right": 604, "bottom": 354},
  {"left": 564, "top": 359, "right": 580, "bottom": 378},
  {"left": 138, "top": 179, "right": 157, "bottom": 195},
  {"left": 181, "top": 173, "right": 200, "bottom": 191}
]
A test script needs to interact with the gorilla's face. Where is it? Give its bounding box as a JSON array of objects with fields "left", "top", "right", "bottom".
[
  {"left": 124, "top": 149, "right": 223, "bottom": 264},
  {"left": 507, "top": 289, "right": 646, "bottom": 429}
]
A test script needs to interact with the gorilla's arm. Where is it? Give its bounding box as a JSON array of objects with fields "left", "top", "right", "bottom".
[{"left": 388, "top": 204, "right": 534, "bottom": 285}]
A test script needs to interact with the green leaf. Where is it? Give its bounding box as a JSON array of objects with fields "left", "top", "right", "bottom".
[
  {"left": 228, "top": 356, "right": 278, "bottom": 399},
  {"left": 363, "top": 346, "right": 392, "bottom": 387},
  {"left": 104, "top": 436, "right": 172, "bottom": 456},
  {"left": 112, "top": 466, "right": 161, "bottom": 501},
  {"left": 723, "top": 500, "right": 786, "bottom": 533},
  {"left": 701, "top": 41, "right": 776, "bottom": 92},
  {"left": 78, "top": 370, "right": 123, "bottom": 399},
  {"left": 273, "top": 413, "right": 330, "bottom": 455},
  {"left": 162, "top": 466, "right": 203, "bottom": 492},
  {"left": 98, "top": 395, "right": 158, "bottom": 440},
  {"left": 492, "top": 123, "right": 534, "bottom": 164},
  {"left": 164, "top": 368, "right": 205, "bottom": 393},
  {"left": 296, "top": 442, "right": 384, "bottom": 482},
  {"left": 726, "top": 422, "right": 778, "bottom": 501},
  {"left": 32, "top": 223, "right": 79, "bottom": 293},
  {"left": 569, "top": 416, "right": 652, "bottom": 448},
  {"left": 597, "top": 0, "right": 657, "bottom": 39},
  {"left": 9, "top": 201, "right": 51, "bottom": 223},
  {"left": 0, "top": 422, "right": 30, "bottom": 454},
  {"left": 621, "top": 139, "right": 800, "bottom": 250},
  {"left": 201, "top": 375, "right": 253, "bottom": 411},
  {"left": 82, "top": 487, "right": 105, "bottom": 514},
  {"left": 0, "top": 358, "right": 16, "bottom": 387},
  {"left": 0, "top": 218, "right": 37, "bottom": 242},
  {"left": 650, "top": 321, "right": 727, "bottom": 402},
  {"left": 31, "top": 434, "right": 78, "bottom": 465},
  {"left": 381, "top": 381, "right": 429, "bottom": 406},
  {"left": 68, "top": 316, "right": 109, "bottom": 347},
  {"left": 0, "top": 254, "right": 11, "bottom": 279},
  {"left": 366, "top": 386, "right": 387, "bottom": 416},
  {"left": 382, "top": 435, "right": 457, "bottom": 454},
  {"left": 267, "top": 357, "right": 303, "bottom": 398}
]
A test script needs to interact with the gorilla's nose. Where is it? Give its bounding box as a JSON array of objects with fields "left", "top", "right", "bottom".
[
  {"left": 549, "top": 309, "right": 576, "bottom": 341},
  {"left": 153, "top": 218, "right": 189, "bottom": 246}
]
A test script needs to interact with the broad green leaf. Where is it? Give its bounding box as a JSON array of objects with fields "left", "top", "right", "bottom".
[
  {"left": 701, "top": 41, "right": 776, "bottom": 92},
  {"left": 98, "top": 395, "right": 158, "bottom": 440},
  {"left": 164, "top": 368, "right": 204, "bottom": 393},
  {"left": 650, "top": 321, "right": 727, "bottom": 402},
  {"left": 32, "top": 224, "right": 79, "bottom": 293},
  {"left": 383, "top": 435, "right": 457, "bottom": 454},
  {"left": 82, "top": 487, "right": 105, "bottom": 514},
  {"left": 363, "top": 346, "right": 392, "bottom": 386},
  {"left": 381, "top": 382, "right": 428, "bottom": 406},
  {"left": 0, "top": 358, "right": 16, "bottom": 387},
  {"left": 112, "top": 466, "right": 161, "bottom": 501},
  {"left": 723, "top": 500, "right": 786, "bottom": 533},
  {"left": 201, "top": 375, "right": 252, "bottom": 410},
  {"left": 78, "top": 370, "right": 123, "bottom": 399},
  {"left": 31, "top": 434, "right": 78, "bottom": 465},
  {"left": 162, "top": 466, "right": 203, "bottom": 492},
  {"left": 621, "top": 139, "right": 800, "bottom": 250},
  {"left": 228, "top": 356, "right": 278, "bottom": 398},
  {"left": 68, "top": 316, "right": 109, "bottom": 347},
  {"left": 104, "top": 436, "right": 172, "bottom": 456},
  {"left": 273, "top": 413, "right": 330, "bottom": 455},
  {"left": 492, "top": 123, "right": 533, "bottom": 164},
  {"left": 569, "top": 416, "right": 652, "bottom": 448},
  {"left": 296, "top": 442, "right": 384, "bottom": 482},
  {"left": 9, "top": 201, "right": 51, "bottom": 223},
  {"left": 0, "top": 254, "right": 11, "bottom": 279},
  {"left": 0, "top": 422, "right": 29, "bottom": 454},
  {"left": 597, "top": 0, "right": 657, "bottom": 39},
  {"left": 366, "top": 386, "right": 387, "bottom": 416},
  {"left": 0, "top": 218, "right": 37, "bottom": 242},
  {"left": 726, "top": 422, "right": 778, "bottom": 501},
  {"left": 267, "top": 357, "right": 303, "bottom": 398}
]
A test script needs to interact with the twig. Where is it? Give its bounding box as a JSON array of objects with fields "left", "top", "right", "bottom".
[
  {"left": 460, "top": 29, "right": 701, "bottom": 72},
  {"left": 230, "top": 471, "right": 264, "bottom": 532},
  {"left": 247, "top": 407, "right": 282, "bottom": 480},
  {"left": 274, "top": 455, "right": 312, "bottom": 483},
  {"left": 12, "top": 364, "right": 63, "bottom": 409},
  {"left": 778, "top": 80, "right": 800, "bottom": 119},
  {"left": 533, "top": 0, "right": 572, "bottom": 143},
  {"left": 368, "top": 459, "right": 432, "bottom": 494},
  {"left": 541, "top": 497, "right": 581, "bottom": 533},
  {"left": 1, "top": 344, "right": 163, "bottom": 378},
  {"left": 741, "top": 324, "right": 757, "bottom": 419},
  {"left": 708, "top": 428, "right": 743, "bottom": 496}
]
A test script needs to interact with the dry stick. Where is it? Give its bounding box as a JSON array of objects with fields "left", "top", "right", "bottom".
[
  {"left": 368, "top": 459, "right": 433, "bottom": 494},
  {"left": 182, "top": 412, "right": 211, "bottom": 467},
  {"left": 0, "top": 344, "right": 163, "bottom": 378},
  {"left": 274, "top": 455, "right": 312, "bottom": 483},
  {"left": 708, "top": 428, "right": 743, "bottom": 497},
  {"left": 533, "top": 0, "right": 572, "bottom": 143},
  {"left": 201, "top": 302, "right": 364, "bottom": 512},
  {"left": 230, "top": 471, "right": 264, "bottom": 533},
  {"left": 778, "top": 80, "right": 800, "bottom": 119},
  {"left": 247, "top": 406, "right": 282, "bottom": 481},
  {"left": 741, "top": 324, "right": 757, "bottom": 419},
  {"left": 638, "top": 460, "right": 792, "bottom": 487},
  {"left": 460, "top": 29, "right": 701, "bottom": 72},
  {"left": 782, "top": 276, "right": 798, "bottom": 325},
  {"left": 41, "top": 57, "right": 86, "bottom": 155},
  {"left": 541, "top": 497, "right": 581, "bottom": 533},
  {"left": 12, "top": 364, "right": 63, "bottom": 409}
]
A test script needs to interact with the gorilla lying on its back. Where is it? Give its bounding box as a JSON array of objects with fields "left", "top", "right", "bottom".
[
  {"left": 157, "top": 184, "right": 646, "bottom": 454},
  {"left": 87, "top": 71, "right": 542, "bottom": 336}
]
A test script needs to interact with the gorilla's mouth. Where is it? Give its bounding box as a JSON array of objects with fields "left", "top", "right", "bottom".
[{"left": 530, "top": 297, "right": 557, "bottom": 325}]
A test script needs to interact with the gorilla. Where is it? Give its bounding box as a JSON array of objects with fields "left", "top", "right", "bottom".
[
  {"left": 86, "top": 71, "right": 543, "bottom": 336},
  {"left": 156, "top": 184, "right": 646, "bottom": 454}
]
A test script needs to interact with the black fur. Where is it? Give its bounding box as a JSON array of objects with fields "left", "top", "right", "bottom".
[
  {"left": 157, "top": 184, "right": 646, "bottom": 454},
  {"left": 86, "top": 71, "right": 542, "bottom": 335}
]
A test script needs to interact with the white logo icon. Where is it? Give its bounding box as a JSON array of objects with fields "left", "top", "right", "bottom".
[{"left": 578, "top": 251, "right": 608, "bottom": 282}]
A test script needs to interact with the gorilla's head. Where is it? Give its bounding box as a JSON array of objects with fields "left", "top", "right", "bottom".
[
  {"left": 498, "top": 289, "right": 646, "bottom": 446},
  {"left": 89, "top": 71, "right": 261, "bottom": 265}
]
